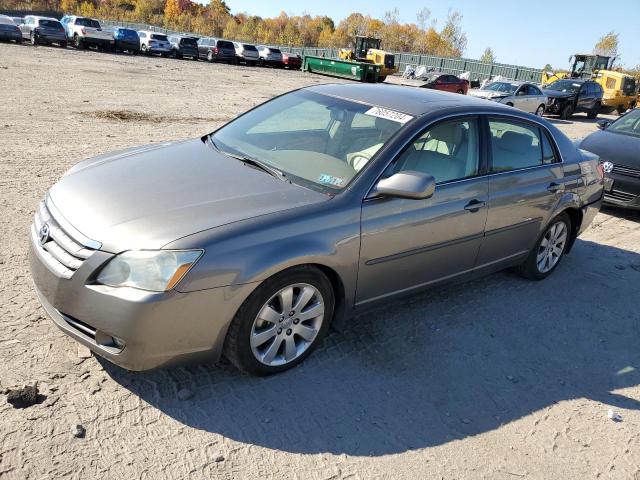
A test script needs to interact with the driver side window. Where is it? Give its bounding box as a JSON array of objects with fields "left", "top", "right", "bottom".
[{"left": 394, "top": 118, "right": 479, "bottom": 184}]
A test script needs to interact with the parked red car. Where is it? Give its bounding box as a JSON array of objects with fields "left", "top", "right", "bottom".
[
  {"left": 420, "top": 72, "right": 469, "bottom": 94},
  {"left": 282, "top": 52, "right": 302, "bottom": 70}
]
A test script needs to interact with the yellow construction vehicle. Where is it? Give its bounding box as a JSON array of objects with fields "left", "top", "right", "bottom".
[
  {"left": 542, "top": 54, "right": 637, "bottom": 114},
  {"left": 338, "top": 36, "right": 397, "bottom": 82}
]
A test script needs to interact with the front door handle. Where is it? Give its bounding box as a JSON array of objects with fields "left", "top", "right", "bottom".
[
  {"left": 547, "top": 182, "right": 565, "bottom": 193},
  {"left": 464, "top": 200, "right": 486, "bottom": 212}
]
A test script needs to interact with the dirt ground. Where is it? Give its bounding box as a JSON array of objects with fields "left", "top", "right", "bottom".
[{"left": 1, "top": 43, "right": 639, "bottom": 480}]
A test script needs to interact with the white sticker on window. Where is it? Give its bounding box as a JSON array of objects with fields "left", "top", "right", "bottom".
[{"left": 364, "top": 106, "right": 413, "bottom": 124}]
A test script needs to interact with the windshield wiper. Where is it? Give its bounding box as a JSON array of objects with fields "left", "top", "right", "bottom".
[{"left": 208, "top": 137, "right": 287, "bottom": 181}]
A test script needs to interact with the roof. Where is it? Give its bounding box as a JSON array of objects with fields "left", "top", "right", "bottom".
[{"left": 307, "top": 83, "right": 509, "bottom": 117}]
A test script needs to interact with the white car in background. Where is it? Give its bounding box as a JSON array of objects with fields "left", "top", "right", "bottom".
[
  {"left": 138, "top": 30, "right": 171, "bottom": 56},
  {"left": 469, "top": 81, "right": 548, "bottom": 116}
]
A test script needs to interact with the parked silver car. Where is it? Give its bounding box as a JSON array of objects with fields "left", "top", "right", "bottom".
[
  {"left": 30, "top": 85, "right": 603, "bottom": 375},
  {"left": 468, "top": 81, "right": 547, "bottom": 116},
  {"left": 257, "top": 45, "right": 283, "bottom": 67},
  {"left": 20, "top": 15, "right": 67, "bottom": 47},
  {"left": 233, "top": 41, "right": 259, "bottom": 65}
]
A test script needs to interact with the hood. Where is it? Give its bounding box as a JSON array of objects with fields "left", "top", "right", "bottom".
[
  {"left": 579, "top": 130, "right": 640, "bottom": 169},
  {"left": 49, "top": 139, "right": 328, "bottom": 252},
  {"left": 543, "top": 89, "right": 575, "bottom": 99},
  {"left": 467, "top": 89, "right": 509, "bottom": 99}
]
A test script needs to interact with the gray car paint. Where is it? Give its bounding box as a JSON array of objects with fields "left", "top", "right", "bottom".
[{"left": 30, "top": 84, "right": 604, "bottom": 370}]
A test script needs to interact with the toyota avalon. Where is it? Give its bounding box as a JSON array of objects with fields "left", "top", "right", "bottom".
[{"left": 30, "top": 84, "right": 604, "bottom": 375}]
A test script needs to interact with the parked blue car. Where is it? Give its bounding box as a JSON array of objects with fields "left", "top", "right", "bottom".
[{"left": 112, "top": 27, "right": 140, "bottom": 53}]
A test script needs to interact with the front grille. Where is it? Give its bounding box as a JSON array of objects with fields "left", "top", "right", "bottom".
[
  {"left": 31, "top": 198, "right": 98, "bottom": 279},
  {"left": 612, "top": 164, "right": 640, "bottom": 178},
  {"left": 605, "top": 189, "right": 636, "bottom": 203}
]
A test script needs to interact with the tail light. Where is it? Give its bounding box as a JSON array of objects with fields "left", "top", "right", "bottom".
[
  {"left": 80, "top": 27, "right": 85, "bottom": 35},
  {"left": 213, "top": 47, "right": 218, "bottom": 54},
  {"left": 597, "top": 162, "right": 605, "bottom": 179}
]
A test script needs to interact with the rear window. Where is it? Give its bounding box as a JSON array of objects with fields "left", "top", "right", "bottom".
[
  {"left": 76, "top": 18, "right": 100, "bottom": 28},
  {"left": 243, "top": 44, "right": 258, "bottom": 52},
  {"left": 270, "top": 48, "right": 282, "bottom": 54},
  {"left": 151, "top": 34, "right": 168, "bottom": 41},
  {"left": 180, "top": 37, "right": 197, "bottom": 46},
  {"left": 121, "top": 29, "right": 138, "bottom": 38},
  {"left": 217, "top": 40, "right": 234, "bottom": 49},
  {"left": 40, "top": 19, "right": 61, "bottom": 28}
]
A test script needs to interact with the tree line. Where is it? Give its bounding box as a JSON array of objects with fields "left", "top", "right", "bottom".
[{"left": 4, "top": 0, "right": 469, "bottom": 56}]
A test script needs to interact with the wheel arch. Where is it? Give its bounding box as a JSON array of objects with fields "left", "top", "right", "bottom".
[{"left": 557, "top": 206, "right": 583, "bottom": 254}]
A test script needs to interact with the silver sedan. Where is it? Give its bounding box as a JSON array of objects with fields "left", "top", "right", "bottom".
[
  {"left": 468, "top": 81, "right": 548, "bottom": 116},
  {"left": 30, "top": 84, "right": 603, "bottom": 375}
]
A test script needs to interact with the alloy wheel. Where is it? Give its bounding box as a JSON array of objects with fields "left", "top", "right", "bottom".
[
  {"left": 536, "top": 221, "right": 567, "bottom": 273},
  {"left": 536, "top": 105, "right": 545, "bottom": 116},
  {"left": 250, "top": 283, "right": 324, "bottom": 366}
]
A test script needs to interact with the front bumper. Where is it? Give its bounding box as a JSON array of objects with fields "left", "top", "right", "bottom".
[
  {"left": 603, "top": 172, "right": 640, "bottom": 210},
  {"left": 29, "top": 208, "right": 257, "bottom": 370}
]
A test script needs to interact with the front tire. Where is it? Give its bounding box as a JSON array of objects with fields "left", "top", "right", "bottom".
[
  {"left": 224, "top": 266, "right": 334, "bottom": 375},
  {"left": 587, "top": 102, "right": 600, "bottom": 119},
  {"left": 30, "top": 31, "right": 37, "bottom": 46},
  {"left": 560, "top": 103, "right": 573, "bottom": 120},
  {"left": 517, "top": 213, "right": 571, "bottom": 280}
]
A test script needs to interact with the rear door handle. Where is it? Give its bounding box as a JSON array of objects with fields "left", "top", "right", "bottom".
[
  {"left": 464, "top": 200, "right": 486, "bottom": 212},
  {"left": 547, "top": 182, "right": 565, "bottom": 193}
]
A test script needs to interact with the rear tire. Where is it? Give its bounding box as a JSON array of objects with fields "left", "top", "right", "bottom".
[
  {"left": 456, "top": 88, "right": 464, "bottom": 94},
  {"left": 207, "top": 50, "right": 213, "bottom": 62},
  {"left": 73, "top": 34, "right": 83, "bottom": 49},
  {"left": 517, "top": 213, "right": 571, "bottom": 280},
  {"left": 30, "top": 31, "right": 37, "bottom": 46},
  {"left": 587, "top": 102, "right": 600, "bottom": 119},
  {"left": 224, "top": 266, "right": 334, "bottom": 375},
  {"left": 535, "top": 104, "right": 545, "bottom": 116}
]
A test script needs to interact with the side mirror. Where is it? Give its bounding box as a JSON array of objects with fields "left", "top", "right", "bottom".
[
  {"left": 596, "top": 120, "right": 610, "bottom": 130},
  {"left": 374, "top": 171, "right": 436, "bottom": 200}
]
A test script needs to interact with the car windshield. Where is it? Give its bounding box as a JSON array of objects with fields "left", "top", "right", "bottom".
[
  {"left": 76, "top": 18, "right": 100, "bottom": 28},
  {"left": 151, "top": 34, "right": 168, "bottom": 41},
  {"left": 607, "top": 109, "right": 640, "bottom": 138},
  {"left": 40, "top": 19, "right": 60, "bottom": 28},
  {"left": 484, "top": 82, "right": 518, "bottom": 93},
  {"left": 211, "top": 90, "right": 408, "bottom": 193},
  {"left": 546, "top": 80, "right": 581, "bottom": 93}
]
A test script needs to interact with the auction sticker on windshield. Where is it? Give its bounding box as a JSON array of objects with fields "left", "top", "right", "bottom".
[{"left": 365, "top": 106, "right": 413, "bottom": 124}]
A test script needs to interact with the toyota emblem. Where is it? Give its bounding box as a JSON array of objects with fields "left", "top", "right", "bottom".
[
  {"left": 602, "top": 161, "right": 614, "bottom": 174},
  {"left": 39, "top": 223, "right": 50, "bottom": 246}
]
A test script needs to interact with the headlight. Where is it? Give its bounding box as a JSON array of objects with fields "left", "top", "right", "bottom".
[{"left": 97, "top": 250, "right": 203, "bottom": 292}]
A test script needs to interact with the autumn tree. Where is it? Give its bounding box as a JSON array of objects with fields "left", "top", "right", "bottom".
[
  {"left": 164, "top": 0, "right": 182, "bottom": 27},
  {"left": 208, "top": 0, "right": 230, "bottom": 36},
  {"left": 593, "top": 31, "right": 619, "bottom": 60},
  {"left": 480, "top": 47, "right": 495, "bottom": 63}
]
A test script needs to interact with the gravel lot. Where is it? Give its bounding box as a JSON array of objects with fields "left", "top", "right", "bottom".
[{"left": 1, "top": 42, "right": 639, "bottom": 479}]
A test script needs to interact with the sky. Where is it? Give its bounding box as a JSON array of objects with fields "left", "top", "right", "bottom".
[{"left": 225, "top": 0, "right": 640, "bottom": 69}]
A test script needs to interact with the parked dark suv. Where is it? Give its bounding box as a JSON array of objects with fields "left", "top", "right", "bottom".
[
  {"left": 197, "top": 37, "right": 236, "bottom": 63},
  {"left": 169, "top": 34, "right": 199, "bottom": 60},
  {"left": 543, "top": 79, "right": 603, "bottom": 120}
]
